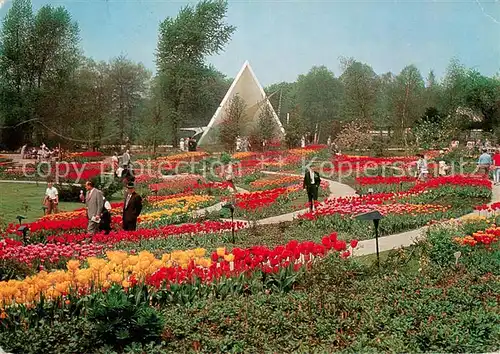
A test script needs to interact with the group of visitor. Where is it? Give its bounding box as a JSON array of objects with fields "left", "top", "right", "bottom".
[
  {"left": 21, "top": 143, "right": 60, "bottom": 161},
  {"left": 235, "top": 136, "right": 250, "bottom": 152},
  {"left": 179, "top": 137, "right": 198, "bottom": 152},
  {"left": 44, "top": 179, "right": 143, "bottom": 234},
  {"left": 415, "top": 153, "right": 451, "bottom": 182},
  {"left": 113, "top": 150, "right": 134, "bottom": 184},
  {"left": 476, "top": 148, "right": 500, "bottom": 184},
  {"left": 80, "top": 180, "right": 142, "bottom": 234}
]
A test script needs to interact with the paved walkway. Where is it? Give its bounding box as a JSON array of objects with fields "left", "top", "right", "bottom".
[
  {"left": 353, "top": 185, "right": 500, "bottom": 257},
  {"left": 255, "top": 171, "right": 357, "bottom": 225}
]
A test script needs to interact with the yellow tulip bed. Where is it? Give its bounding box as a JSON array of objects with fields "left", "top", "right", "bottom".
[
  {"left": 139, "top": 195, "right": 215, "bottom": 222},
  {"left": 0, "top": 249, "right": 216, "bottom": 309}
]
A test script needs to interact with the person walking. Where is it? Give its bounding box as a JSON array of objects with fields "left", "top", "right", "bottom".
[
  {"left": 416, "top": 154, "right": 428, "bottom": 182},
  {"left": 99, "top": 196, "right": 112, "bottom": 234},
  {"left": 303, "top": 166, "right": 321, "bottom": 212},
  {"left": 85, "top": 180, "right": 104, "bottom": 234},
  {"left": 180, "top": 138, "right": 185, "bottom": 152},
  {"left": 123, "top": 182, "right": 142, "bottom": 231},
  {"left": 122, "top": 150, "right": 131, "bottom": 169},
  {"left": 477, "top": 149, "right": 492, "bottom": 178},
  {"left": 111, "top": 152, "right": 119, "bottom": 176},
  {"left": 492, "top": 149, "right": 500, "bottom": 184},
  {"left": 43, "top": 181, "right": 59, "bottom": 215}
]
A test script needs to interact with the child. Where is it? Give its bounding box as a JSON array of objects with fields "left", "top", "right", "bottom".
[
  {"left": 416, "top": 154, "right": 428, "bottom": 182},
  {"left": 438, "top": 161, "right": 449, "bottom": 177}
]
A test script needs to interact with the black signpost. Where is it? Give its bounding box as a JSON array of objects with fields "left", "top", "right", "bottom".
[
  {"left": 222, "top": 203, "right": 235, "bottom": 243},
  {"left": 353, "top": 210, "right": 384, "bottom": 270}
]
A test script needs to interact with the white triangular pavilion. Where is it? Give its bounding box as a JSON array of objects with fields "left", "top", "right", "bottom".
[{"left": 197, "top": 61, "right": 285, "bottom": 146}]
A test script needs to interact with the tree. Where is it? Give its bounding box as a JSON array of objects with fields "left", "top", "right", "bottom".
[
  {"left": 219, "top": 94, "right": 246, "bottom": 152},
  {"left": 156, "top": 0, "right": 235, "bottom": 147},
  {"left": 0, "top": 0, "right": 34, "bottom": 148},
  {"left": 67, "top": 59, "right": 113, "bottom": 150},
  {"left": 413, "top": 107, "right": 457, "bottom": 149},
  {"left": 391, "top": 65, "right": 425, "bottom": 146},
  {"left": 462, "top": 70, "right": 500, "bottom": 131},
  {"left": 339, "top": 58, "right": 379, "bottom": 124},
  {"left": 294, "top": 66, "right": 341, "bottom": 135},
  {"left": 0, "top": 0, "right": 80, "bottom": 148},
  {"left": 375, "top": 72, "right": 396, "bottom": 130},
  {"left": 186, "top": 65, "right": 231, "bottom": 128},
  {"left": 255, "top": 104, "right": 277, "bottom": 149},
  {"left": 265, "top": 81, "right": 297, "bottom": 124},
  {"left": 284, "top": 105, "right": 306, "bottom": 148},
  {"left": 423, "top": 70, "right": 443, "bottom": 111},
  {"left": 136, "top": 77, "right": 170, "bottom": 154},
  {"left": 108, "top": 56, "right": 151, "bottom": 144}
]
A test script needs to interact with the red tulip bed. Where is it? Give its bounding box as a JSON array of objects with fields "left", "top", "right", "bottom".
[{"left": 0, "top": 148, "right": 498, "bottom": 353}]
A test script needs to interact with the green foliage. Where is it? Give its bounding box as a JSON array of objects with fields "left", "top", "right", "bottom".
[
  {"left": 218, "top": 94, "right": 247, "bottom": 151},
  {"left": 0, "top": 258, "right": 34, "bottom": 280},
  {"left": 0, "top": 316, "right": 99, "bottom": 354},
  {"left": 0, "top": 0, "right": 80, "bottom": 149},
  {"left": 339, "top": 58, "right": 380, "bottom": 123},
  {"left": 86, "top": 285, "right": 165, "bottom": 350},
  {"left": 284, "top": 105, "right": 306, "bottom": 148},
  {"left": 156, "top": 0, "right": 235, "bottom": 146},
  {"left": 413, "top": 108, "right": 459, "bottom": 149},
  {"left": 295, "top": 66, "right": 341, "bottom": 129},
  {"left": 255, "top": 104, "right": 278, "bottom": 147}
]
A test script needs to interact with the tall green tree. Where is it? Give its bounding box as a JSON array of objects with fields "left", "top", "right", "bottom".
[
  {"left": 0, "top": 0, "right": 34, "bottom": 147},
  {"left": 339, "top": 58, "right": 379, "bottom": 124},
  {"left": 0, "top": 0, "right": 80, "bottom": 148},
  {"left": 265, "top": 81, "right": 297, "bottom": 124},
  {"left": 156, "top": 0, "right": 235, "bottom": 147},
  {"left": 255, "top": 104, "right": 278, "bottom": 149},
  {"left": 219, "top": 94, "right": 246, "bottom": 152},
  {"left": 294, "top": 66, "right": 341, "bottom": 133},
  {"left": 391, "top": 65, "right": 425, "bottom": 145},
  {"left": 284, "top": 105, "right": 306, "bottom": 148},
  {"left": 108, "top": 55, "right": 151, "bottom": 144}
]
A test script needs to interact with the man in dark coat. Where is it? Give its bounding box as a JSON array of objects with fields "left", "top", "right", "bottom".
[
  {"left": 122, "top": 182, "right": 142, "bottom": 231},
  {"left": 303, "top": 167, "right": 321, "bottom": 212}
]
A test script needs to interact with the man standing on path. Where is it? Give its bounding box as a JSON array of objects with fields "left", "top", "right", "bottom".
[
  {"left": 303, "top": 166, "right": 321, "bottom": 212},
  {"left": 122, "top": 182, "right": 142, "bottom": 231},
  {"left": 43, "top": 181, "right": 59, "bottom": 215},
  {"left": 477, "top": 149, "right": 492, "bottom": 178},
  {"left": 122, "top": 150, "right": 131, "bottom": 169},
  {"left": 85, "top": 180, "right": 104, "bottom": 234}
]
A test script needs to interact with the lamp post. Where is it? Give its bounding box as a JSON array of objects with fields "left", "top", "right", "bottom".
[
  {"left": 222, "top": 203, "right": 235, "bottom": 243},
  {"left": 17, "top": 225, "right": 29, "bottom": 245},
  {"left": 353, "top": 210, "right": 384, "bottom": 271},
  {"left": 16, "top": 215, "right": 26, "bottom": 225}
]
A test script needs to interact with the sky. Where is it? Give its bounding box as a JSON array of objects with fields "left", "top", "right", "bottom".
[{"left": 0, "top": 0, "right": 499, "bottom": 86}]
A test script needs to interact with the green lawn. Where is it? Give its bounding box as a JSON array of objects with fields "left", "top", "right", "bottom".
[{"left": 0, "top": 182, "right": 83, "bottom": 226}]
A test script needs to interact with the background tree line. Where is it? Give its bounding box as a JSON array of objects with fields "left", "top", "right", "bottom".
[{"left": 1, "top": 0, "right": 499, "bottom": 151}]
